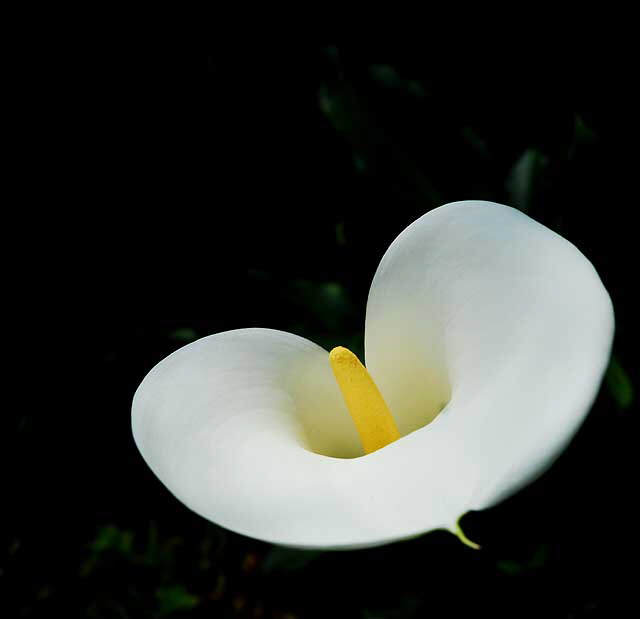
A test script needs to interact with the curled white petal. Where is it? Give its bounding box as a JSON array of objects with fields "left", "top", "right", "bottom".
[
  {"left": 366, "top": 201, "right": 614, "bottom": 512},
  {"left": 133, "top": 201, "right": 614, "bottom": 549}
]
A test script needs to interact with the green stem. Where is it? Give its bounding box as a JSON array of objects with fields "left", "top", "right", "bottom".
[{"left": 454, "top": 517, "right": 481, "bottom": 550}]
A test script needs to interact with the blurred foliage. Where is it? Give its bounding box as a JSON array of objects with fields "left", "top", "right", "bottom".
[
  {"left": 7, "top": 45, "right": 638, "bottom": 618},
  {"left": 606, "top": 356, "right": 634, "bottom": 411}
]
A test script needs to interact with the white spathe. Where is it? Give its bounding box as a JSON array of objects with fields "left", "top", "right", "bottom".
[{"left": 132, "top": 201, "right": 614, "bottom": 550}]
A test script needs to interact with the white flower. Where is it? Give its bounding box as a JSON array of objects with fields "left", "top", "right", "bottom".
[{"left": 132, "top": 201, "right": 614, "bottom": 550}]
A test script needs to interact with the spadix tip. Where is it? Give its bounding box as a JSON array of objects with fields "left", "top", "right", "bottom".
[{"left": 329, "top": 346, "right": 359, "bottom": 367}]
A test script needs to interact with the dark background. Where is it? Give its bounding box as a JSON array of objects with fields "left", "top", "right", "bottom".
[{"left": 7, "top": 47, "right": 638, "bottom": 617}]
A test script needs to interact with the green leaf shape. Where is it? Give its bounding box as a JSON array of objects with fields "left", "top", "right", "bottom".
[
  {"left": 606, "top": 356, "right": 634, "bottom": 410},
  {"left": 169, "top": 327, "right": 198, "bottom": 342},
  {"left": 155, "top": 585, "right": 199, "bottom": 617}
]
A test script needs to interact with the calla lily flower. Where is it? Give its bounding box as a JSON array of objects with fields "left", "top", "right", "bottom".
[{"left": 132, "top": 201, "right": 614, "bottom": 550}]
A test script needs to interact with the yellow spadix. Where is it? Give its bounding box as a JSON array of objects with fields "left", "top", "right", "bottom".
[{"left": 329, "top": 346, "right": 400, "bottom": 454}]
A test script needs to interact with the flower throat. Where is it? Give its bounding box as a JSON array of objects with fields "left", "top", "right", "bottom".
[{"left": 329, "top": 346, "right": 400, "bottom": 454}]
